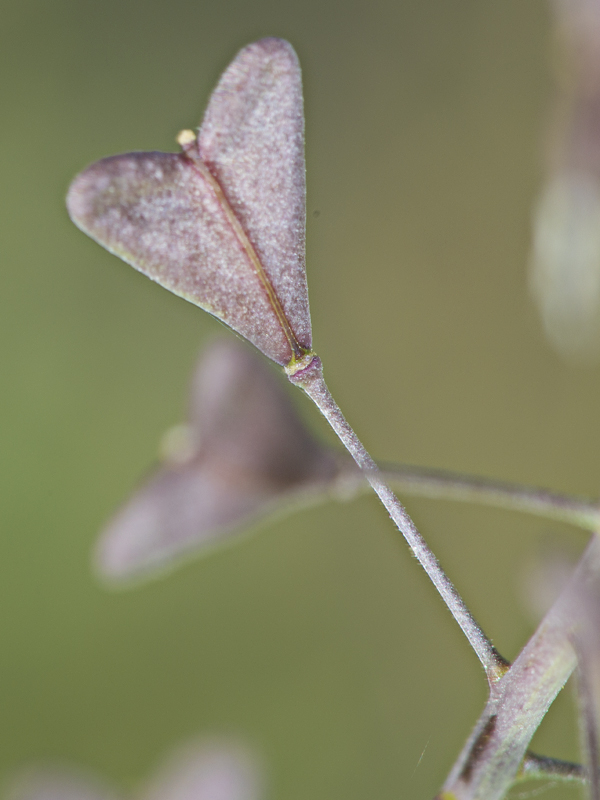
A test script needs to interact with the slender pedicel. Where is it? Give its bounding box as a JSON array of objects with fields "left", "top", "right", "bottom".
[
  {"left": 377, "top": 462, "right": 600, "bottom": 530},
  {"left": 518, "top": 752, "right": 586, "bottom": 785},
  {"left": 288, "top": 355, "right": 508, "bottom": 684},
  {"left": 67, "top": 37, "right": 503, "bottom": 677}
]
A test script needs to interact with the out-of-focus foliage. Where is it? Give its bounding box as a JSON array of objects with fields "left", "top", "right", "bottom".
[{"left": 1, "top": 2, "right": 597, "bottom": 799}]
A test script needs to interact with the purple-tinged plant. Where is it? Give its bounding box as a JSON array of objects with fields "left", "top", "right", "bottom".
[
  {"left": 6, "top": 741, "right": 260, "bottom": 800},
  {"left": 68, "top": 34, "right": 504, "bottom": 689},
  {"left": 67, "top": 36, "right": 600, "bottom": 799},
  {"left": 67, "top": 39, "right": 310, "bottom": 369}
]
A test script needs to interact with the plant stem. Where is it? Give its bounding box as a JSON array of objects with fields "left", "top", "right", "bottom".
[
  {"left": 439, "top": 533, "right": 600, "bottom": 800},
  {"left": 518, "top": 752, "right": 585, "bottom": 784},
  {"left": 376, "top": 462, "right": 600, "bottom": 531},
  {"left": 288, "top": 356, "right": 508, "bottom": 684},
  {"left": 576, "top": 661, "right": 600, "bottom": 800},
  {"left": 569, "top": 574, "right": 600, "bottom": 799}
]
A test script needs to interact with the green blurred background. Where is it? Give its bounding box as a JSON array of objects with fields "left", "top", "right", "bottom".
[{"left": 1, "top": 1, "right": 596, "bottom": 797}]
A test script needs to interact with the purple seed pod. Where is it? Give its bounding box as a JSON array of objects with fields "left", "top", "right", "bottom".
[
  {"left": 95, "top": 339, "right": 343, "bottom": 582},
  {"left": 67, "top": 38, "right": 312, "bottom": 368}
]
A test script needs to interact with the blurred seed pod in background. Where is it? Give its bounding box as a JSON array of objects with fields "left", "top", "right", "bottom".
[
  {"left": 95, "top": 339, "right": 350, "bottom": 584},
  {"left": 140, "top": 740, "right": 262, "bottom": 800},
  {"left": 5, "top": 740, "right": 261, "bottom": 800},
  {"left": 530, "top": 0, "right": 600, "bottom": 362}
]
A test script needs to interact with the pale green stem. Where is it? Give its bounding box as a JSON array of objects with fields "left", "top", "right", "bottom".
[
  {"left": 439, "top": 533, "right": 600, "bottom": 800},
  {"left": 569, "top": 578, "right": 600, "bottom": 799},
  {"left": 288, "top": 357, "right": 508, "bottom": 685},
  {"left": 576, "top": 661, "right": 600, "bottom": 800},
  {"left": 518, "top": 752, "right": 585, "bottom": 784},
  {"left": 376, "top": 462, "right": 600, "bottom": 530}
]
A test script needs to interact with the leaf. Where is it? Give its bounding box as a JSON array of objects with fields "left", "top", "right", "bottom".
[
  {"left": 66, "top": 38, "right": 312, "bottom": 367},
  {"left": 95, "top": 339, "right": 342, "bottom": 582}
]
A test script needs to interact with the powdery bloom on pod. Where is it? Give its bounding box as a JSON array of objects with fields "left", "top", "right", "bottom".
[
  {"left": 67, "top": 38, "right": 312, "bottom": 368},
  {"left": 95, "top": 339, "right": 343, "bottom": 583}
]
